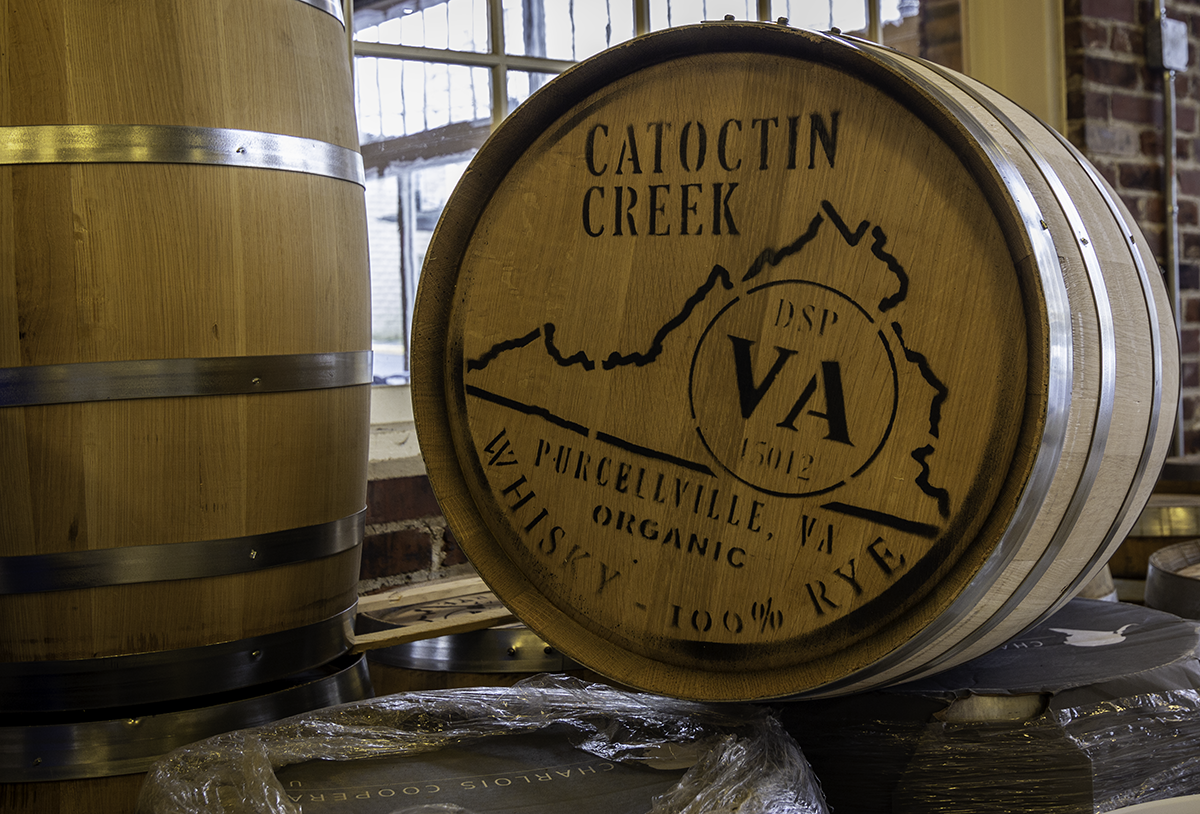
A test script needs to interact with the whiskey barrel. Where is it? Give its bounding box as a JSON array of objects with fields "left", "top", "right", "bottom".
[
  {"left": 411, "top": 22, "right": 1178, "bottom": 701},
  {"left": 357, "top": 576, "right": 607, "bottom": 694},
  {"left": 0, "top": 654, "right": 370, "bottom": 813},
  {"left": 0, "top": 0, "right": 370, "bottom": 718},
  {"left": 1145, "top": 541, "right": 1200, "bottom": 619}
]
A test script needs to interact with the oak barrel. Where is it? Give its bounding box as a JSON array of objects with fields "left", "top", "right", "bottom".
[
  {"left": 358, "top": 576, "right": 607, "bottom": 694},
  {"left": 411, "top": 22, "right": 1178, "bottom": 701},
  {"left": 0, "top": 654, "right": 370, "bottom": 814},
  {"left": 0, "top": 0, "right": 371, "bottom": 719},
  {"left": 1145, "top": 540, "right": 1200, "bottom": 619}
]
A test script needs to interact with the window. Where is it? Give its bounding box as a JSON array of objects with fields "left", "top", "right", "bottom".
[{"left": 352, "top": 0, "right": 919, "bottom": 384}]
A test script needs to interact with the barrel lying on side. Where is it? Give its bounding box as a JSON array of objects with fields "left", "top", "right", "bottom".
[{"left": 411, "top": 21, "right": 1178, "bottom": 701}]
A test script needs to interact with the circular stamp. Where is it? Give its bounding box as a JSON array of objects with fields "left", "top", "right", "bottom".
[{"left": 690, "top": 280, "right": 898, "bottom": 497}]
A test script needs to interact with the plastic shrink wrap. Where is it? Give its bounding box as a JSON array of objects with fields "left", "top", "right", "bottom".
[
  {"left": 781, "top": 599, "right": 1200, "bottom": 813},
  {"left": 136, "top": 675, "right": 827, "bottom": 814}
]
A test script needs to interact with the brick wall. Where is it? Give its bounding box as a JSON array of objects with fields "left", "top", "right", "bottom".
[
  {"left": 1064, "top": 0, "right": 1198, "bottom": 451},
  {"left": 359, "top": 423, "right": 475, "bottom": 594},
  {"left": 360, "top": 474, "right": 470, "bottom": 592}
]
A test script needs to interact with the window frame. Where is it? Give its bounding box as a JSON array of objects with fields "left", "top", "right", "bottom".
[
  {"left": 347, "top": 0, "right": 907, "bottom": 421},
  {"left": 350, "top": 1, "right": 782, "bottom": 130}
]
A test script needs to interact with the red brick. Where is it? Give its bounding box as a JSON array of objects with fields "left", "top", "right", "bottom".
[
  {"left": 1118, "top": 161, "right": 1162, "bottom": 190},
  {"left": 1185, "top": 294, "right": 1200, "bottom": 323},
  {"left": 1141, "top": 129, "right": 1163, "bottom": 155},
  {"left": 1182, "top": 260, "right": 1199, "bottom": 290},
  {"left": 1067, "top": 88, "right": 1086, "bottom": 120},
  {"left": 1180, "top": 168, "right": 1200, "bottom": 196},
  {"left": 1120, "top": 191, "right": 1140, "bottom": 215},
  {"left": 360, "top": 527, "right": 433, "bottom": 580},
  {"left": 1086, "top": 89, "right": 1111, "bottom": 118},
  {"left": 1143, "top": 65, "right": 1165, "bottom": 94},
  {"left": 1084, "top": 56, "right": 1140, "bottom": 89},
  {"left": 1070, "top": 17, "right": 1089, "bottom": 49},
  {"left": 1184, "top": 327, "right": 1200, "bottom": 355},
  {"left": 1121, "top": 192, "right": 1167, "bottom": 224},
  {"left": 1177, "top": 104, "right": 1197, "bottom": 134},
  {"left": 1185, "top": 428, "right": 1200, "bottom": 456},
  {"left": 1085, "top": 121, "right": 1141, "bottom": 154},
  {"left": 1065, "top": 52, "right": 1086, "bottom": 87},
  {"left": 1142, "top": 225, "right": 1166, "bottom": 264},
  {"left": 1066, "top": 120, "right": 1088, "bottom": 151},
  {"left": 1185, "top": 361, "right": 1200, "bottom": 389},
  {"left": 1112, "top": 92, "right": 1159, "bottom": 124},
  {"left": 440, "top": 526, "right": 469, "bottom": 567},
  {"left": 1079, "top": 19, "right": 1112, "bottom": 49},
  {"left": 1079, "top": 0, "right": 1139, "bottom": 24},
  {"left": 1063, "top": 17, "right": 1082, "bottom": 50},
  {"left": 1110, "top": 24, "right": 1144, "bottom": 54},
  {"left": 1184, "top": 230, "right": 1200, "bottom": 259},
  {"left": 1181, "top": 200, "right": 1199, "bottom": 226},
  {"left": 366, "top": 475, "right": 443, "bottom": 524},
  {"left": 1141, "top": 193, "right": 1166, "bottom": 222},
  {"left": 1092, "top": 157, "right": 1119, "bottom": 187}
]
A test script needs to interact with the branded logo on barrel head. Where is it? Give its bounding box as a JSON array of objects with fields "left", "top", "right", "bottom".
[
  {"left": 690, "top": 280, "right": 898, "bottom": 497},
  {"left": 442, "top": 54, "right": 1027, "bottom": 674}
]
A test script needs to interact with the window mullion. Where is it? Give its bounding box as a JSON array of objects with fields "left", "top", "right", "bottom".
[
  {"left": 634, "top": 0, "right": 649, "bottom": 36},
  {"left": 867, "top": 0, "right": 882, "bottom": 42},
  {"left": 353, "top": 41, "right": 573, "bottom": 73},
  {"left": 489, "top": 0, "right": 507, "bottom": 125},
  {"left": 343, "top": 0, "right": 355, "bottom": 77}
]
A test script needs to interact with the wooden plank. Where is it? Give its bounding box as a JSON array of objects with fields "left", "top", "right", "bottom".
[
  {"left": 356, "top": 575, "right": 492, "bottom": 615},
  {"left": 348, "top": 606, "right": 517, "bottom": 654}
]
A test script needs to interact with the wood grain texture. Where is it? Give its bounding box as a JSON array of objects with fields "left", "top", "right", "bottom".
[
  {"left": 1, "top": 1, "right": 370, "bottom": 672},
  {"left": 0, "top": 773, "right": 146, "bottom": 814},
  {"left": 803, "top": 50, "right": 1179, "bottom": 693},
  {"left": 411, "top": 23, "right": 1177, "bottom": 701},
  {"left": 0, "top": 0, "right": 357, "bottom": 144},
  {"left": 1, "top": 547, "right": 362, "bottom": 661}
]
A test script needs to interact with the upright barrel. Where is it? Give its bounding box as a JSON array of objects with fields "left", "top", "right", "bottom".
[
  {"left": 0, "top": 0, "right": 371, "bottom": 716},
  {"left": 411, "top": 22, "right": 1178, "bottom": 701}
]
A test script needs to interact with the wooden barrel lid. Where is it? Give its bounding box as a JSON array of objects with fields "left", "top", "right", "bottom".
[
  {"left": 1145, "top": 541, "right": 1200, "bottom": 619},
  {"left": 413, "top": 23, "right": 1080, "bottom": 700},
  {"left": 360, "top": 582, "right": 585, "bottom": 674}
]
